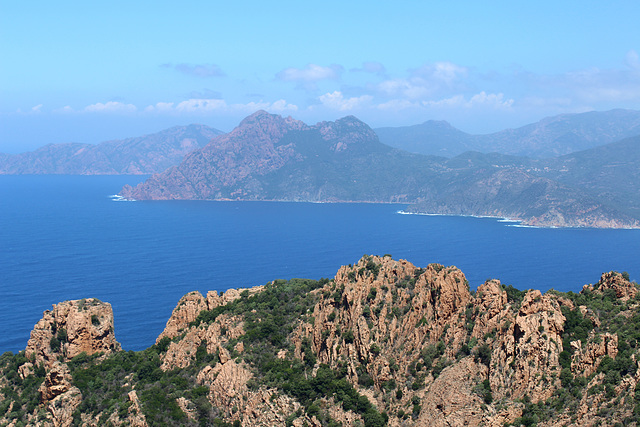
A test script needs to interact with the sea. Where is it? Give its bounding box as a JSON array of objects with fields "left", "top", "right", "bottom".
[{"left": 1, "top": 175, "right": 639, "bottom": 354}]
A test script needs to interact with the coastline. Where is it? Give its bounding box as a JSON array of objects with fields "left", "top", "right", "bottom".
[
  {"left": 111, "top": 192, "right": 640, "bottom": 230},
  {"left": 396, "top": 209, "right": 640, "bottom": 230}
]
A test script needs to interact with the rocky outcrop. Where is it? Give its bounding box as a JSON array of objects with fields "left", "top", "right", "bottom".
[
  {"left": 3, "top": 259, "right": 640, "bottom": 426},
  {"left": 585, "top": 271, "right": 639, "bottom": 300},
  {"left": 160, "top": 312, "right": 244, "bottom": 371},
  {"left": 417, "top": 358, "right": 487, "bottom": 426},
  {"left": 571, "top": 332, "right": 618, "bottom": 377},
  {"left": 156, "top": 291, "right": 209, "bottom": 342},
  {"left": 156, "top": 286, "right": 262, "bottom": 371},
  {"left": 38, "top": 362, "right": 82, "bottom": 427},
  {"left": 25, "top": 298, "right": 121, "bottom": 366},
  {"left": 125, "top": 390, "right": 148, "bottom": 427},
  {"left": 38, "top": 362, "right": 74, "bottom": 403},
  {"left": 157, "top": 287, "right": 263, "bottom": 343},
  {"left": 496, "top": 289, "right": 565, "bottom": 402}
]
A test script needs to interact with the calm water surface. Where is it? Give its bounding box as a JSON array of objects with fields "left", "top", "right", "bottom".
[{"left": 1, "top": 175, "right": 639, "bottom": 352}]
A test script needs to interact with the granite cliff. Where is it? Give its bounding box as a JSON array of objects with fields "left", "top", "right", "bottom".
[{"left": 2, "top": 257, "right": 640, "bottom": 426}]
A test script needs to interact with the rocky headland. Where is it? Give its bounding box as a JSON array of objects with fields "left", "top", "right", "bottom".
[{"left": 2, "top": 257, "right": 640, "bottom": 426}]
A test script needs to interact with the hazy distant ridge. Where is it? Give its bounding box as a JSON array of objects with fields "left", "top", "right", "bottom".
[
  {"left": 0, "top": 124, "right": 223, "bottom": 175},
  {"left": 376, "top": 109, "right": 640, "bottom": 158}
]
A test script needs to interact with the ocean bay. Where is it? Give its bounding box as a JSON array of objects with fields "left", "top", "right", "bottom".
[{"left": 1, "top": 175, "right": 639, "bottom": 353}]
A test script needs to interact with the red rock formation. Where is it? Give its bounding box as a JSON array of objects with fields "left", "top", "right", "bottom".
[
  {"left": 6, "top": 258, "right": 640, "bottom": 426},
  {"left": 25, "top": 298, "right": 121, "bottom": 367}
]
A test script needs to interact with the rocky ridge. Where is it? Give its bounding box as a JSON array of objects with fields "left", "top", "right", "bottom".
[
  {"left": 376, "top": 108, "right": 640, "bottom": 158},
  {"left": 1, "top": 257, "right": 640, "bottom": 426},
  {"left": 25, "top": 298, "right": 121, "bottom": 368}
]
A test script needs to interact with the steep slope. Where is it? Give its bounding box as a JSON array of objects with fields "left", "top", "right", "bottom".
[
  {"left": 405, "top": 167, "right": 640, "bottom": 228},
  {"left": 540, "top": 135, "right": 640, "bottom": 219},
  {"left": 2, "top": 256, "right": 640, "bottom": 426},
  {"left": 0, "top": 124, "right": 223, "bottom": 175}
]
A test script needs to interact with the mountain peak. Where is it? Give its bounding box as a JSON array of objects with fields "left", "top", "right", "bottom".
[
  {"left": 420, "top": 119, "right": 456, "bottom": 129},
  {"left": 239, "top": 109, "right": 272, "bottom": 121},
  {"left": 315, "top": 115, "right": 379, "bottom": 152},
  {"left": 234, "top": 110, "right": 307, "bottom": 136}
]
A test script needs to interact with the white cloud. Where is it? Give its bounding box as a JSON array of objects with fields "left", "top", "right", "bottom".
[
  {"left": 141, "top": 98, "right": 298, "bottom": 115},
  {"left": 423, "top": 61, "right": 468, "bottom": 84},
  {"left": 53, "top": 105, "right": 75, "bottom": 114},
  {"left": 374, "top": 61, "right": 470, "bottom": 101},
  {"left": 144, "top": 102, "right": 175, "bottom": 113},
  {"left": 16, "top": 104, "right": 44, "bottom": 115},
  {"left": 468, "top": 91, "right": 514, "bottom": 108},
  {"left": 163, "top": 63, "right": 225, "bottom": 78},
  {"left": 375, "top": 99, "right": 420, "bottom": 111},
  {"left": 173, "top": 98, "right": 227, "bottom": 113},
  {"left": 351, "top": 61, "right": 386, "bottom": 75},
  {"left": 85, "top": 101, "right": 137, "bottom": 113},
  {"left": 377, "top": 78, "right": 432, "bottom": 99},
  {"left": 422, "top": 95, "right": 466, "bottom": 108},
  {"left": 318, "top": 91, "right": 373, "bottom": 111},
  {"left": 265, "top": 99, "right": 298, "bottom": 112},
  {"left": 626, "top": 50, "right": 640, "bottom": 70},
  {"left": 276, "top": 64, "right": 343, "bottom": 83},
  {"left": 422, "top": 92, "right": 513, "bottom": 109}
]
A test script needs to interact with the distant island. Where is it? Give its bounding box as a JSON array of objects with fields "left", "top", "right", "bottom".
[
  {"left": 1, "top": 255, "right": 639, "bottom": 425},
  {"left": 3, "top": 109, "right": 640, "bottom": 228}
]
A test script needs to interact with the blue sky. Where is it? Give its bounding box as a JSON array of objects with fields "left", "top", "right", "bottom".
[{"left": 1, "top": 0, "right": 640, "bottom": 152}]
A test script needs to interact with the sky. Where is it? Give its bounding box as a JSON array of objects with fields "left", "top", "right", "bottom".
[{"left": 1, "top": 0, "right": 640, "bottom": 152}]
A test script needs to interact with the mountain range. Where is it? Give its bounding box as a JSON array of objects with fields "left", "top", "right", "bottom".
[
  {"left": 121, "top": 110, "right": 640, "bottom": 229},
  {"left": 2, "top": 256, "right": 640, "bottom": 425},
  {"left": 2, "top": 109, "right": 640, "bottom": 228},
  {"left": 376, "top": 109, "right": 640, "bottom": 158},
  {"left": 121, "top": 112, "right": 440, "bottom": 203},
  {"left": 0, "top": 124, "right": 223, "bottom": 175}
]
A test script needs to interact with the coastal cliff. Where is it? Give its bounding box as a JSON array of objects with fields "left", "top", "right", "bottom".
[{"left": 2, "top": 257, "right": 640, "bottom": 426}]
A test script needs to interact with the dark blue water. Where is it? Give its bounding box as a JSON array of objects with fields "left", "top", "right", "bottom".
[{"left": 1, "top": 175, "right": 639, "bottom": 353}]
